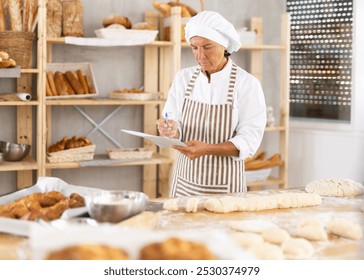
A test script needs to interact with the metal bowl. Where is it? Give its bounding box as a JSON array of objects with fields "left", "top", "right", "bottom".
[
  {"left": 0, "top": 140, "right": 31, "bottom": 161},
  {"left": 87, "top": 190, "right": 148, "bottom": 223}
]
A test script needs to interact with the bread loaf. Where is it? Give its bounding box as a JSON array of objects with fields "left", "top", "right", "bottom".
[
  {"left": 8, "top": 0, "right": 22, "bottom": 31},
  {"left": 64, "top": 70, "right": 84, "bottom": 94},
  {"left": 54, "top": 71, "right": 68, "bottom": 95},
  {"left": 103, "top": 14, "right": 132, "bottom": 29},
  {"left": 47, "top": 0, "right": 62, "bottom": 37},
  {"left": 0, "top": 0, "right": 6, "bottom": 31},
  {"left": 46, "top": 78, "right": 53, "bottom": 96},
  {"left": 76, "top": 69, "right": 89, "bottom": 94},
  {"left": 46, "top": 71, "right": 57, "bottom": 96},
  {"left": 62, "top": 0, "right": 84, "bottom": 37},
  {"left": 62, "top": 73, "right": 76, "bottom": 95},
  {"left": 152, "top": 1, "right": 171, "bottom": 17}
]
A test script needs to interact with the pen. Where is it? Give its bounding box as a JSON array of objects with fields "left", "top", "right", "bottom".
[{"left": 164, "top": 112, "right": 171, "bottom": 131}]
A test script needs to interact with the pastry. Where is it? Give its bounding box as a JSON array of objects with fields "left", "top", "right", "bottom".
[
  {"left": 103, "top": 14, "right": 132, "bottom": 29},
  {"left": 140, "top": 237, "right": 215, "bottom": 260},
  {"left": 46, "top": 244, "right": 129, "bottom": 260}
]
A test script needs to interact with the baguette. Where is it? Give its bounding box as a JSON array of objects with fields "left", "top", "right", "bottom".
[
  {"left": 46, "top": 71, "right": 57, "bottom": 96},
  {"left": 84, "top": 75, "right": 95, "bottom": 93},
  {"left": 152, "top": 1, "right": 171, "bottom": 17},
  {"left": 23, "top": 0, "right": 30, "bottom": 31},
  {"left": 45, "top": 78, "right": 53, "bottom": 96},
  {"left": 64, "top": 71, "right": 84, "bottom": 94},
  {"left": 0, "top": 0, "right": 6, "bottom": 31},
  {"left": 8, "top": 0, "right": 22, "bottom": 31},
  {"left": 62, "top": 73, "right": 75, "bottom": 95},
  {"left": 76, "top": 69, "right": 89, "bottom": 94},
  {"left": 28, "top": 0, "right": 37, "bottom": 32},
  {"left": 53, "top": 71, "right": 68, "bottom": 95}
]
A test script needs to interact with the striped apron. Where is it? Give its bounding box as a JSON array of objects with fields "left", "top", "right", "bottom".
[{"left": 170, "top": 63, "right": 246, "bottom": 197}]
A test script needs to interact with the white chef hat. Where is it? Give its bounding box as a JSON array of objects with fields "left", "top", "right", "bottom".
[{"left": 185, "top": 11, "right": 241, "bottom": 54}]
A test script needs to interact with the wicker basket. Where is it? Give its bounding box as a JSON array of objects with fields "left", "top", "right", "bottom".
[
  {"left": 47, "top": 145, "right": 96, "bottom": 163},
  {"left": 0, "top": 31, "right": 35, "bottom": 68},
  {"left": 107, "top": 148, "right": 153, "bottom": 160}
]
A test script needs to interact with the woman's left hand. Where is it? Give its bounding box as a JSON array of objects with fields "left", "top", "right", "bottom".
[{"left": 173, "top": 141, "right": 210, "bottom": 160}]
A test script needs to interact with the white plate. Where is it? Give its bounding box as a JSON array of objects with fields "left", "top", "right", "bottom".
[
  {"left": 95, "top": 29, "right": 158, "bottom": 45},
  {"left": 29, "top": 226, "right": 255, "bottom": 260}
]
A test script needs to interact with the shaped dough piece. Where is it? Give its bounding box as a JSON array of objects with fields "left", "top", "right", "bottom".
[
  {"left": 281, "top": 238, "right": 314, "bottom": 260},
  {"left": 326, "top": 218, "right": 363, "bottom": 240},
  {"left": 230, "top": 232, "right": 264, "bottom": 249},
  {"left": 163, "top": 199, "right": 179, "bottom": 211},
  {"left": 261, "top": 227, "right": 290, "bottom": 245},
  {"left": 305, "top": 178, "right": 364, "bottom": 197},
  {"left": 249, "top": 242, "right": 285, "bottom": 260},
  {"left": 185, "top": 197, "right": 199, "bottom": 213},
  {"left": 295, "top": 218, "right": 328, "bottom": 241},
  {"left": 229, "top": 220, "right": 277, "bottom": 233},
  {"left": 204, "top": 193, "right": 322, "bottom": 213}
]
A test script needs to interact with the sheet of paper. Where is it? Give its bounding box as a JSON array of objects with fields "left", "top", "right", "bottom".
[{"left": 121, "top": 129, "right": 186, "bottom": 148}]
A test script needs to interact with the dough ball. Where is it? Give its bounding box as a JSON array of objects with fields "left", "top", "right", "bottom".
[
  {"left": 229, "top": 219, "right": 277, "bottom": 233},
  {"left": 295, "top": 218, "right": 328, "bottom": 241},
  {"left": 305, "top": 178, "right": 364, "bottom": 197},
  {"left": 281, "top": 238, "right": 314, "bottom": 259},
  {"left": 163, "top": 199, "right": 179, "bottom": 211},
  {"left": 326, "top": 218, "right": 363, "bottom": 240},
  {"left": 249, "top": 242, "right": 284, "bottom": 260},
  {"left": 231, "top": 232, "right": 264, "bottom": 249},
  {"left": 261, "top": 227, "right": 290, "bottom": 245},
  {"left": 185, "top": 197, "right": 199, "bottom": 213}
]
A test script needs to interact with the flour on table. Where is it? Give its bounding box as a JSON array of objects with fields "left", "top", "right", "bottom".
[
  {"left": 326, "top": 218, "right": 363, "bottom": 240},
  {"left": 249, "top": 242, "right": 285, "bottom": 260},
  {"left": 305, "top": 178, "right": 364, "bottom": 197},
  {"left": 230, "top": 232, "right": 264, "bottom": 249},
  {"left": 163, "top": 199, "right": 179, "bottom": 211},
  {"left": 261, "top": 227, "right": 290, "bottom": 245},
  {"left": 204, "top": 193, "right": 322, "bottom": 213},
  {"left": 281, "top": 238, "right": 314, "bottom": 260},
  {"left": 295, "top": 218, "right": 328, "bottom": 241},
  {"left": 229, "top": 219, "right": 277, "bottom": 233}
]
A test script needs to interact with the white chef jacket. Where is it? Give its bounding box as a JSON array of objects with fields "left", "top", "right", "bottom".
[{"left": 162, "top": 59, "right": 266, "bottom": 160}]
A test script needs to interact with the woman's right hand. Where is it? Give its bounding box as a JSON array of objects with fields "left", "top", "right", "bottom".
[{"left": 156, "top": 118, "right": 179, "bottom": 138}]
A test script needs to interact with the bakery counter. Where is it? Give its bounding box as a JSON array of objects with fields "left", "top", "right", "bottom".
[{"left": 0, "top": 188, "right": 363, "bottom": 260}]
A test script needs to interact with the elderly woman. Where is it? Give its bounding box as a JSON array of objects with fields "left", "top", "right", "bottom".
[{"left": 156, "top": 11, "right": 266, "bottom": 197}]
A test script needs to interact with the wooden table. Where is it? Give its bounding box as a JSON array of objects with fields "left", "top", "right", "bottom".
[{"left": 0, "top": 188, "right": 363, "bottom": 260}]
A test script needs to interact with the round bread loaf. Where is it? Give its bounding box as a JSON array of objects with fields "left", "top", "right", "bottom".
[
  {"left": 140, "top": 237, "right": 215, "bottom": 260},
  {"left": 103, "top": 14, "right": 132, "bottom": 29}
]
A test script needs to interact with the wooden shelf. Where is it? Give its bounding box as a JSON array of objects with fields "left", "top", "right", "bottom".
[
  {"left": 0, "top": 160, "right": 38, "bottom": 172},
  {"left": 20, "top": 68, "right": 40, "bottom": 74},
  {"left": 45, "top": 98, "right": 165, "bottom": 106},
  {"left": 0, "top": 100, "right": 39, "bottom": 106},
  {"left": 45, "top": 154, "right": 173, "bottom": 169},
  {"left": 46, "top": 37, "right": 173, "bottom": 47}
]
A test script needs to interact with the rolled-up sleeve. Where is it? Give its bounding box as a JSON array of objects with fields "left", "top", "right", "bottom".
[{"left": 228, "top": 74, "right": 266, "bottom": 160}]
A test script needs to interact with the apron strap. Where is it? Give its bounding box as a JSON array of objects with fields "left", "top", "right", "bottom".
[
  {"left": 185, "top": 66, "right": 201, "bottom": 98},
  {"left": 185, "top": 63, "right": 238, "bottom": 105}
]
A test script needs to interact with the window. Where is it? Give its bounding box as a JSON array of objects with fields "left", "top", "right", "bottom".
[{"left": 287, "top": 0, "right": 353, "bottom": 121}]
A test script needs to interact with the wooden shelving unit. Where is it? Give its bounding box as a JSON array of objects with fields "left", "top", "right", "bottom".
[
  {"left": 1, "top": 3, "right": 290, "bottom": 195},
  {"left": 0, "top": 0, "right": 47, "bottom": 188}
]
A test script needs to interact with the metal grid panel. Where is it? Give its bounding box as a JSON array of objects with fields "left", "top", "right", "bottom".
[{"left": 287, "top": 0, "right": 353, "bottom": 121}]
